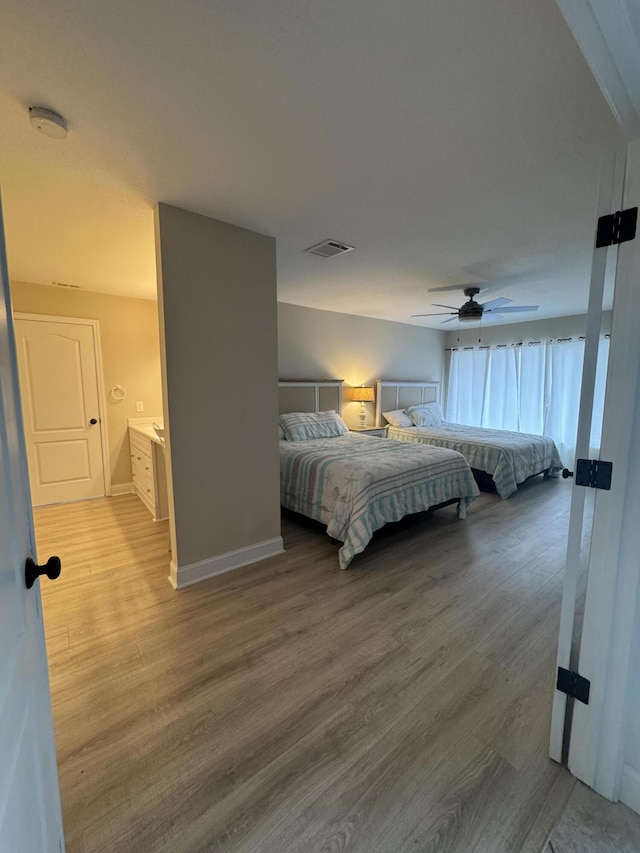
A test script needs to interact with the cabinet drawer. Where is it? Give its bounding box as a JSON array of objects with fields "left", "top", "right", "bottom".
[
  {"left": 130, "top": 432, "right": 152, "bottom": 457},
  {"left": 131, "top": 454, "right": 146, "bottom": 484},
  {"left": 142, "top": 479, "right": 155, "bottom": 503}
]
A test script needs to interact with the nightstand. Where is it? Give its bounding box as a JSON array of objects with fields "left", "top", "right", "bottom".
[{"left": 349, "top": 426, "right": 388, "bottom": 438}]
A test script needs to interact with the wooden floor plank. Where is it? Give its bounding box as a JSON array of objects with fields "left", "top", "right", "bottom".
[{"left": 36, "top": 478, "right": 577, "bottom": 852}]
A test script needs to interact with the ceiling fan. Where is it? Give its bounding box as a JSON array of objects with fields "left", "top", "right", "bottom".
[{"left": 412, "top": 285, "right": 539, "bottom": 324}]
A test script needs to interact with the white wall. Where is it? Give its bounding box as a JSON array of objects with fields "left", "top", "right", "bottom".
[{"left": 278, "top": 302, "right": 445, "bottom": 427}]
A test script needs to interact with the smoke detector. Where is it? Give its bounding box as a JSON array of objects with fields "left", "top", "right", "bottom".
[
  {"left": 304, "top": 239, "right": 354, "bottom": 259},
  {"left": 29, "top": 107, "right": 68, "bottom": 139}
]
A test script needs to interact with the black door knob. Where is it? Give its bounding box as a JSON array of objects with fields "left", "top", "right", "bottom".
[
  {"left": 25, "top": 556, "right": 61, "bottom": 589},
  {"left": 89, "top": 418, "right": 98, "bottom": 425},
  {"left": 562, "top": 468, "right": 574, "bottom": 479}
]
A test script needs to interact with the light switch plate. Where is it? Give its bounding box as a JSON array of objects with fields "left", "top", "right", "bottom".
[{"left": 136, "top": 401, "right": 144, "bottom": 412}]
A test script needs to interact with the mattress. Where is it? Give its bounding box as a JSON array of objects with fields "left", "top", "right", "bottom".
[
  {"left": 386, "top": 422, "right": 563, "bottom": 499},
  {"left": 279, "top": 433, "right": 479, "bottom": 569}
]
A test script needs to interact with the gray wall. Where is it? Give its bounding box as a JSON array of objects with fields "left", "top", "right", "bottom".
[
  {"left": 278, "top": 302, "right": 445, "bottom": 427},
  {"left": 156, "top": 203, "right": 281, "bottom": 573},
  {"left": 625, "top": 585, "right": 640, "bottom": 805}
]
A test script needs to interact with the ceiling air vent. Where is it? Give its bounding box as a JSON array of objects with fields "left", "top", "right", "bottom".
[{"left": 304, "top": 239, "right": 354, "bottom": 259}]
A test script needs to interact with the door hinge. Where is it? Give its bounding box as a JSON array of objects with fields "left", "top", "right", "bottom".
[
  {"left": 596, "top": 206, "right": 637, "bottom": 248},
  {"left": 574, "top": 458, "right": 612, "bottom": 490},
  {"left": 557, "top": 667, "right": 590, "bottom": 705}
]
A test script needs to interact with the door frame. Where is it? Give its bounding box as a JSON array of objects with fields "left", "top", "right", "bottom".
[{"left": 14, "top": 312, "right": 112, "bottom": 499}]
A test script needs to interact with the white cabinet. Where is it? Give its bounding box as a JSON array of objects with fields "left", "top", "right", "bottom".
[{"left": 129, "top": 427, "right": 168, "bottom": 521}]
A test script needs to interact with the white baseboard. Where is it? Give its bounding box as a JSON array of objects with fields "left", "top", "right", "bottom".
[
  {"left": 111, "top": 482, "right": 135, "bottom": 496},
  {"left": 168, "top": 536, "right": 284, "bottom": 589},
  {"left": 620, "top": 764, "right": 640, "bottom": 816}
]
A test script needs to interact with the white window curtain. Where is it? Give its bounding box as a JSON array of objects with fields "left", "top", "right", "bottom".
[
  {"left": 545, "top": 340, "right": 584, "bottom": 464},
  {"left": 482, "top": 347, "right": 519, "bottom": 430},
  {"left": 590, "top": 337, "right": 610, "bottom": 453},
  {"left": 446, "top": 337, "right": 610, "bottom": 466},
  {"left": 518, "top": 343, "right": 550, "bottom": 435},
  {"left": 446, "top": 347, "right": 488, "bottom": 426},
  {"left": 545, "top": 337, "right": 610, "bottom": 463}
]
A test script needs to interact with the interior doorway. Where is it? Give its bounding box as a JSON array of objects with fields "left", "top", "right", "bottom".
[{"left": 14, "top": 313, "right": 110, "bottom": 506}]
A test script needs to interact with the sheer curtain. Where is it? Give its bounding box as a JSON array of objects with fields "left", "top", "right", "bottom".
[
  {"left": 482, "top": 347, "right": 519, "bottom": 430},
  {"left": 545, "top": 340, "right": 584, "bottom": 464},
  {"left": 518, "top": 343, "right": 550, "bottom": 435},
  {"left": 446, "top": 337, "right": 610, "bottom": 466},
  {"left": 590, "top": 337, "right": 610, "bottom": 453},
  {"left": 446, "top": 348, "right": 488, "bottom": 425},
  {"left": 544, "top": 338, "right": 610, "bottom": 462}
]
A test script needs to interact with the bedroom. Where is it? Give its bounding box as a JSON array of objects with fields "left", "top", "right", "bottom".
[{"left": 2, "top": 0, "right": 640, "bottom": 851}]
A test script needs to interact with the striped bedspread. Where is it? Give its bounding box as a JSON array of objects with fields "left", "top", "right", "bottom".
[
  {"left": 387, "top": 423, "right": 563, "bottom": 499},
  {"left": 280, "top": 434, "right": 479, "bottom": 569}
]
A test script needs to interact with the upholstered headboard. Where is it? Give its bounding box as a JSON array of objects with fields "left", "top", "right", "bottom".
[
  {"left": 278, "top": 380, "right": 344, "bottom": 415},
  {"left": 375, "top": 380, "right": 441, "bottom": 426}
]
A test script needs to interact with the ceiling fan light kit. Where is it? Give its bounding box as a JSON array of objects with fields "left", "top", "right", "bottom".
[{"left": 457, "top": 287, "right": 483, "bottom": 321}]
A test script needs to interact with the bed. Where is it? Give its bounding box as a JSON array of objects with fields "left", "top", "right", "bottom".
[
  {"left": 279, "top": 380, "right": 479, "bottom": 569},
  {"left": 376, "top": 379, "right": 563, "bottom": 500}
]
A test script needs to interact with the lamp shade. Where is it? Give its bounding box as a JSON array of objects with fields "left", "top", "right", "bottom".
[{"left": 350, "top": 386, "right": 375, "bottom": 402}]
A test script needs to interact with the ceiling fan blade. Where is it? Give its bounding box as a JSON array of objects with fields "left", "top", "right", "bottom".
[
  {"left": 411, "top": 312, "right": 458, "bottom": 317},
  {"left": 480, "top": 297, "right": 512, "bottom": 310},
  {"left": 440, "top": 317, "right": 459, "bottom": 324},
  {"left": 485, "top": 305, "right": 538, "bottom": 313},
  {"left": 427, "top": 282, "right": 483, "bottom": 293},
  {"left": 432, "top": 303, "right": 461, "bottom": 310}
]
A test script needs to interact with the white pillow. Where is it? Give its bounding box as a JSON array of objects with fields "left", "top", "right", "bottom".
[
  {"left": 383, "top": 409, "right": 413, "bottom": 428},
  {"left": 279, "top": 410, "right": 349, "bottom": 441},
  {"left": 406, "top": 402, "right": 445, "bottom": 427},
  {"left": 278, "top": 424, "right": 286, "bottom": 440}
]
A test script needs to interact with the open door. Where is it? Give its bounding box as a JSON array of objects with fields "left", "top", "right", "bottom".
[
  {"left": 548, "top": 147, "right": 625, "bottom": 763},
  {"left": 0, "top": 193, "right": 65, "bottom": 850},
  {"left": 560, "top": 140, "right": 640, "bottom": 808},
  {"left": 551, "top": 0, "right": 640, "bottom": 813},
  {"left": 550, "top": 139, "right": 640, "bottom": 790}
]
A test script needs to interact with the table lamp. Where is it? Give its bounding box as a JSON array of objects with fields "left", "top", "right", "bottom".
[{"left": 350, "top": 386, "right": 375, "bottom": 428}]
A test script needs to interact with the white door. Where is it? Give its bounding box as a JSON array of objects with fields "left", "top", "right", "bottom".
[
  {"left": 14, "top": 316, "right": 105, "bottom": 506},
  {"left": 548, "top": 147, "right": 625, "bottom": 763},
  {"left": 549, "top": 0, "right": 640, "bottom": 807},
  {"left": 0, "top": 203, "right": 65, "bottom": 848},
  {"left": 564, "top": 140, "right": 640, "bottom": 806}
]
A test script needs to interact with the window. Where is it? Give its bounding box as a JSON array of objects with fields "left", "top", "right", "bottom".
[{"left": 446, "top": 338, "right": 610, "bottom": 464}]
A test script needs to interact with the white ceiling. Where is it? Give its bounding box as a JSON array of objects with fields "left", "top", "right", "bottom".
[{"left": 0, "top": 0, "right": 622, "bottom": 328}]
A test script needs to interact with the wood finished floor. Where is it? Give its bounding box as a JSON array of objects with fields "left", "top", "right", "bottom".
[{"left": 35, "top": 478, "right": 582, "bottom": 853}]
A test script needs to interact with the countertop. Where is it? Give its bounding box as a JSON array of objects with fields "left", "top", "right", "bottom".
[{"left": 128, "top": 418, "right": 165, "bottom": 446}]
